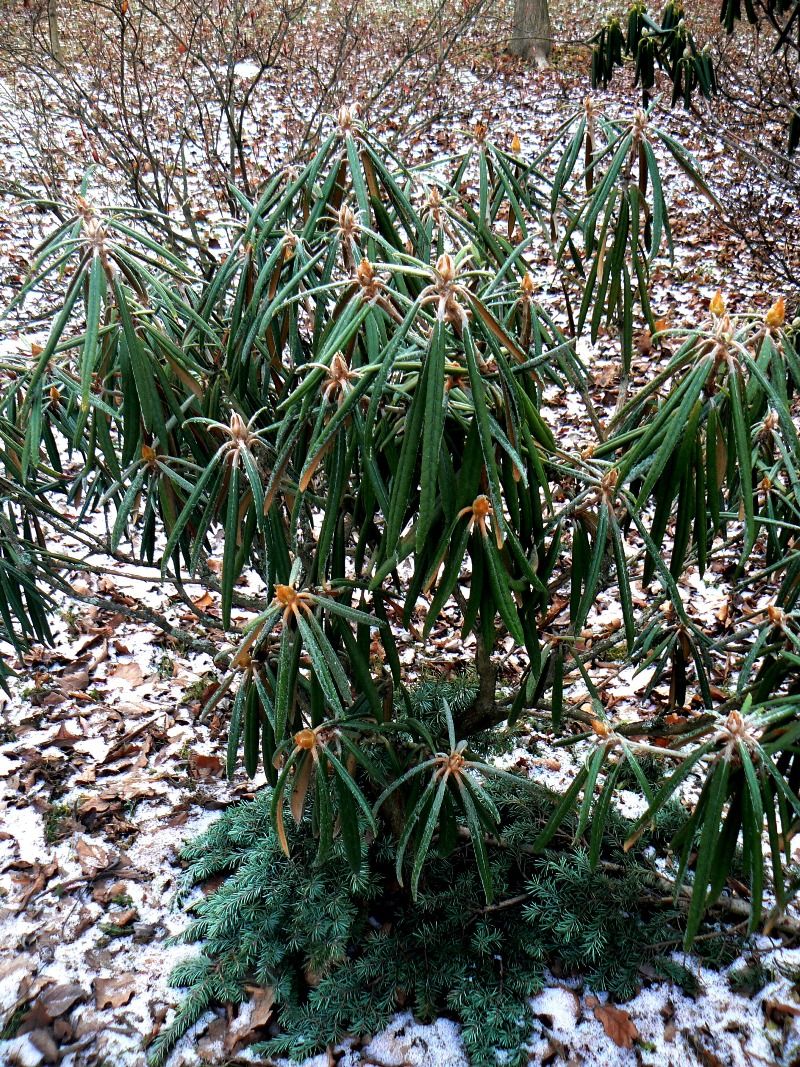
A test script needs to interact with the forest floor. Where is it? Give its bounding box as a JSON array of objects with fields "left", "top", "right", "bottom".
[{"left": 2, "top": 3, "right": 800, "bottom": 1065}]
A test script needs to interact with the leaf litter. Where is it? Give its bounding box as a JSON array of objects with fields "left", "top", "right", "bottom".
[{"left": 1, "top": 5, "right": 800, "bottom": 1066}]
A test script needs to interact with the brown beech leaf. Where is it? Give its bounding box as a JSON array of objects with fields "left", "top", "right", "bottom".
[
  {"left": 13, "top": 859, "right": 59, "bottom": 909},
  {"left": 224, "top": 986, "right": 275, "bottom": 1052},
  {"left": 49, "top": 722, "right": 84, "bottom": 748},
  {"left": 586, "top": 995, "right": 640, "bottom": 1049},
  {"left": 94, "top": 976, "right": 135, "bottom": 1010},
  {"left": 107, "top": 661, "right": 145, "bottom": 688},
  {"left": 189, "top": 752, "right": 223, "bottom": 779},
  {"left": 75, "top": 837, "right": 115, "bottom": 876},
  {"left": 19, "top": 983, "right": 87, "bottom": 1032},
  {"left": 764, "top": 999, "right": 800, "bottom": 1024}
]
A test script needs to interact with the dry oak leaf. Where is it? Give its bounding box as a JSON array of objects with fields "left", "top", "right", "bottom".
[
  {"left": 94, "top": 976, "right": 135, "bottom": 1010},
  {"left": 585, "top": 995, "right": 640, "bottom": 1049}
]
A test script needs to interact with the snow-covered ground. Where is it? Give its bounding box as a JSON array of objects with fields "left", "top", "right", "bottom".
[{"left": 2, "top": 8, "right": 800, "bottom": 1065}]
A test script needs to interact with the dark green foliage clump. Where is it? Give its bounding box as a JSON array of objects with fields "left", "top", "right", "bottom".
[
  {"left": 523, "top": 850, "right": 675, "bottom": 999},
  {"left": 728, "top": 957, "right": 773, "bottom": 997},
  {"left": 7, "top": 99, "right": 794, "bottom": 1067},
  {"left": 651, "top": 957, "right": 702, "bottom": 998},
  {"left": 150, "top": 786, "right": 695, "bottom": 1067},
  {"left": 7, "top": 96, "right": 800, "bottom": 970},
  {"left": 152, "top": 791, "right": 541, "bottom": 1066},
  {"left": 403, "top": 673, "right": 479, "bottom": 730}
]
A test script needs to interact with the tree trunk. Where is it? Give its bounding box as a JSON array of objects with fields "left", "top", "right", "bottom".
[
  {"left": 47, "top": 0, "right": 64, "bottom": 63},
  {"left": 509, "top": 0, "right": 552, "bottom": 67}
]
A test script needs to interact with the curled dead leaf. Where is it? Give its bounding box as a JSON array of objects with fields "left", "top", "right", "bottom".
[{"left": 586, "top": 995, "right": 640, "bottom": 1049}]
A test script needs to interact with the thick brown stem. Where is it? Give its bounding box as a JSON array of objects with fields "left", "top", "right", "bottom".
[{"left": 458, "top": 632, "right": 501, "bottom": 737}]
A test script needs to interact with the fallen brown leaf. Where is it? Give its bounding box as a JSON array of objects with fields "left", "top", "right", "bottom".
[
  {"left": 58, "top": 668, "right": 91, "bottom": 694},
  {"left": 189, "top": 752, "right": 223, "bottom": 779},
  {"left": 113, "top": 907, "right": 139, "bottom": 927},
  {"left": 94, "top": 976, "right": 135, "bottom": 1010},
  {"left": 586, "top": 995, "right": 640, "bottom": 1049},
  {"left": 246, "top": 986, "right": 275, "bottom": 1029},
  {"left": 107, "top": 662, "right": 145, "bottom": 687},
  {"left": 49, "top": 722, "right": 84, "bottom": 748},
  {"left": 26, "top": 1028, "right": 59, "bottom": 1063},
  {"left": 52, "top": 1016, "right": 74, "bottom": 1042},
  {"left": 687, "top": 1031, "right": 726, "bottom": 1067},
  {"left": 75, "top": 837, "right": 115, "bottom": 877},
  {"left": 12, "top": 859, "right": 59, "bottom": 909},
  {"left": 764, "top": 999, "right": 800, "bottom": 1024},
  {"left": 78, "top": 774, "right": 164, "bottom": 821},
  {"left": 224, "top": 986, "right": 275, "bottom": 1052},
  {"left": 19, "top": 983, "right": 87, "bottom": 1032},
  {"left": 0, "top": 959, "right": 31, "bottom": 1025},
  {"left": 92, "top": 879, "right": 130, "bottom": 905}
]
